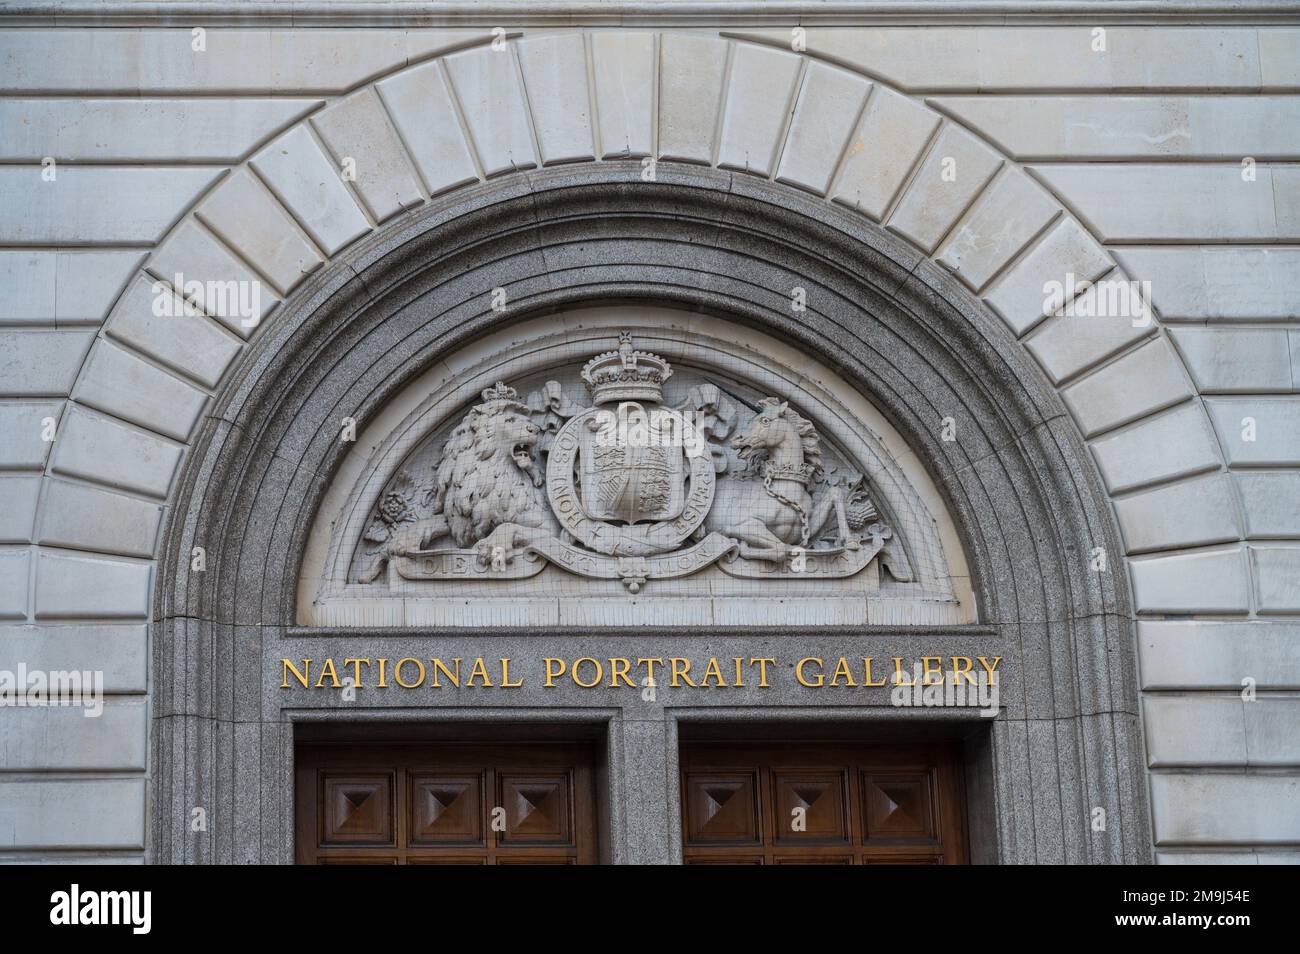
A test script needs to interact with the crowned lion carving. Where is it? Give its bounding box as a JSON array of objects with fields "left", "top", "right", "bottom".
[{"left": 355, "top": 384, "right": 552, "bottom": 583}]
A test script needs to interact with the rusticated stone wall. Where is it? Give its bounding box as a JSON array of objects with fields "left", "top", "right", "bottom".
[{"left": 1, "top": 3, "right": 1298, "bottom": 863}]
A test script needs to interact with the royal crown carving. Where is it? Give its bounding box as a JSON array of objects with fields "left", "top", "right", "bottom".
[{"left": 580, "top": 331, "right": 673, "bottom": 405}]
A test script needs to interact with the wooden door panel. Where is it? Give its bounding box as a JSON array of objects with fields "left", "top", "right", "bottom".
[
  {"left": 296, "top": 742, "right": 598, "bottom": 865},
  {"left": 680, "top": 740, "right": 966, "bottom": 865},
  {"left": 319, "top": 773, "right": 394, "bottom": 847},
  {"left": 408, "top": 773, "right": 483, "bottom": 846}
]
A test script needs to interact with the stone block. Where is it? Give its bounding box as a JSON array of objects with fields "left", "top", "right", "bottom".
[
  {"left": 0, "top": 329, "right": 94, "bottom": 396},
  {"left": 0, "top": 97, "right": 318, "bottom": 162},
  {"left": 1275, "top": 167, "right": 1300, "bottom": 239},
  {"left": 443, "top": 44, "right": 537, "bottom": 176},
  {"left": 1170, "top": 328, "right": 1294, "bottom": 394},
  {"left": 1061, "top": 338, "right": 1192, "bottom": 438},
  {"left": 1244, "top": 697, "right": 1300, "bottom": 766},
  {"left": 983, "top": 217, "right": 1113, "bottom": 336},
  {"left": 50, "top": 404, "right": 182, "bottom": 500},
  {"left": 73, "top": 340, "right": 208, "bottom": 442},
  {"left": 0, "top": 400, "right": 61, "bottom": 469},
  {"left": 936, "top": 168, "right": 1058, "bottom": 292},
  {"left": 0, "top": 28, "right": 442, "bottom": 95},
  {"left": 147, "top": 219, "right": 278, "bottom": 337},
  {"left": 591, "top": 32, "right": 655, "bottom": 159},
  {"left": 1089, "top": 403, "right": 1221, "bottom": 494},
  {"left": 104, "top": 275, "right": 242, "bottom": 389},
  {"left": 1151, "top": 774, "right": 1300, "bottom": 845},
  {"left": 37, "top": 478, "right": 163, "bottom": 559},
  {"left": 517, "top": 34, "right": 594, "bottom": 166},
  {"left": 717, "top": 42, "right": 803, "bottom": 177},
  {"left": 0, "top": 166, "right": 220, "bottom": 245},
  {"left": 1237, "top": 472, "right": 1300, "bottom": 538},
  {"left": 1147, "top": 694, "right": 1300, "bottom": 768},
  {"left": 888, "top": 124, "right": 1002, "bottom": 253},
  {"left": 0, "top": 476, "right": 39, "bottom": 543},
  {"left": 1113, "top": 472, "right": 1240, "bottom": 554},
  {"left": 830, "top": 85, "right": 938, "bottom": 221},
  {"left": 0, "top": 623, "right": 147, "bottom": 693},
  {"left": 195, "top": 168, "right": 322, "bottom": 298},
  {"left": 1143, "top": 696, "right": 1247, "bottom": 767},
  {"left": 311, "top": 87, "right": 424, "bottom": 222},
  {"left": 775, "top": 62, "right": 869, "bottom": 195},
  {"left": 0, "top": 778, "right": 144, "bottom": 850},
  {"left": 1206, "top": 397, "right": 1300, "bottom": 465},
  {"left": 267, "top": 29, "right": 433, "bottom": 93},
  {"left": 250, "top": 125, "right": 370, "bottom": 255},
  {"left": 1115, "top": 247, "right": 1300, "bottom": 322},
  {"left": 1025, "top": 271, "right": 1156, "bottom": 383},
  {"left": 1252, "top": 546, "right": 1300, "bottom": 613},
  {"left": 376, "top": 60, "right": 479, "bottom": 195},
  {"left": 0, "top": 701, "right": 147, "bottom": 771},
  {"left": 0, "top": 250, "right": 143, "bottom": 325},
  {"left": 0, "top": 549, "right": 30, "bottom": 620},
  {"left": 658, "top": 34, "right": 728, "bottom": 165},
  {"left": 1260, "top": 29, "right": 1300, "bottom": 88},
  {"left": 33, "top": 549, "right": 151, "bottom": 620},
  {"left": 1129, "top": 547, "right": 1249, "bottom": 614},
  {"left": 934, "top": 95, "right": 1300, "bottom": 160},
  {"left": 1139, "top": 621, "right": 1300, "bottom": 690},
  {"left": 1035, "top": 164, "right": 1291, "bottom": 242}
]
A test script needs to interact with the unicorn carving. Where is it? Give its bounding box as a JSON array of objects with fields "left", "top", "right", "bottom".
[{"left": 705, "top": 398, "right": 862, "bottom": 562}]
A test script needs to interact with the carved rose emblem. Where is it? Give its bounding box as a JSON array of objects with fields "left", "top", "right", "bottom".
[{"left": 378, "top": 492, "right": 413, "bottom": 526}]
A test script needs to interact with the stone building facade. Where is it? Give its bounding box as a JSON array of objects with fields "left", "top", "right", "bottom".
[{"left": 0, "top": 1, "right": 1297, "bottom": 864}]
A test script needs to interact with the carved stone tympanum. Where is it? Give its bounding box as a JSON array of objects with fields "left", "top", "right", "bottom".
[{"left": 355, "top": 333, "right": 902, "bottom": 592}]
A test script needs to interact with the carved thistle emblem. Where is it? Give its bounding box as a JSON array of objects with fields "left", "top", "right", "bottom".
[{"left": 356, "top": 333, "right": 907, "bottom": 591}]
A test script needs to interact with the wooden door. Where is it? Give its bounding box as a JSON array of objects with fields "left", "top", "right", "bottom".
[
  {"left": 296, "top": 742, "right": 599, "bottom": 864},
  {"left": 680, "top": 740, "right": 967, "bottom": 864}
]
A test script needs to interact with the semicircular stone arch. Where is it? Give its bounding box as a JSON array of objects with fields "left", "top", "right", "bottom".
[
  {"left": 143, "top": 162, "right": 1149, "bottom": 865},
  {"left": 32, "top": 29, "right": 1226, "bottom": 864}
]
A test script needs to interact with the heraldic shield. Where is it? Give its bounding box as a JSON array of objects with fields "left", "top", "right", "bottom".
[{"left": 579, "top": 403, "right": 687, "bottom": 524}]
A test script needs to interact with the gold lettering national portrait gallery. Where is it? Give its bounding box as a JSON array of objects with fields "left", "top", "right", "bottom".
[{"left": 280, "top": 655, "right": 1001, "bottom": 690}]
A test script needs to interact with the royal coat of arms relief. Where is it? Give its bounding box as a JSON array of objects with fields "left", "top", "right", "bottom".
[{"left": 354, "top": 333, "right": 910, "bottom": 593}]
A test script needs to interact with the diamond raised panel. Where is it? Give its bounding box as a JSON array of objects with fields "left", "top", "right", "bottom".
[
  {"left": 684, "top": 772, "right": 760, "bottom": 845},
  {"left": 773, "top": 771, "right": 850, "bottom": 844},
  {"left": 320, "top": 774, "right": 394, "bottom": 846},
  {"left": 497, "top": 773, "right": 574, "bottom": 846},
  {"left": 409, "top": 774, "right": 484, "bottom": 846},
  {"left": 862, "top": 773, "right": 937, "bottom": 842}
]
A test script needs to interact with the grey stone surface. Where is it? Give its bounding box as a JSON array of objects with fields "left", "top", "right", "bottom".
[
  {"left": 36, "top": 477, "right": 163, "bottom": 558},
  {"left": 0, "top": 779, "right": 145, "bottom": 850},
  {"left": 33, "top": 549, "right": 151, "bottom": 619},
  {"left": 50, "top": 404, "right": 183, "bottom": 499},
  {"left": 0, "top": 623, "right": 147, "bottom": 693},
  {"left": 1140, "top": 621, "right": 1300, "bottom": 691},
  {"left": 0, "top": 701, "right": 147, "bottom": 771},
  {"left": 0, "top": 329, "right": 94, "bottom": 396},
  {"left": 311, "top": 88, "right": 424, "bottom": 222},
  {"left": 376, "top": 60, "right": 480, "bottom": 195},
  {"left": 0, "top": 249, "right": 143, "bottom": 324},
  {"left": 1151, "top": 773, "right": 1300, "bottom": 845}
]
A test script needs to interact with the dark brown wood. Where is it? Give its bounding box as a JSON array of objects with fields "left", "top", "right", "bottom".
[
  {"left": 295, "top": 742, "right": 598, "bottom": 865},
  {"left": 679, "top": 740, "right": 968, "bottom": 865}
]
